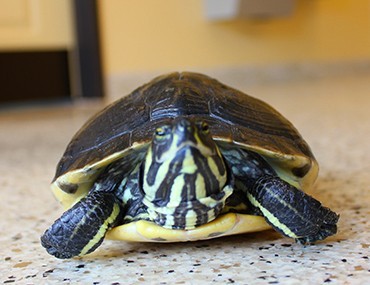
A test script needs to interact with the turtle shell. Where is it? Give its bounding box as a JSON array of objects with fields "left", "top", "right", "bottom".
[{"left": 52, "top": 72, "right": 318, "bottom": 211}]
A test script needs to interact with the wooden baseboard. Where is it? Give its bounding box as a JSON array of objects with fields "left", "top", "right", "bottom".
[{"left": 0, "top": 50, "right": 71, "bottom": 104}]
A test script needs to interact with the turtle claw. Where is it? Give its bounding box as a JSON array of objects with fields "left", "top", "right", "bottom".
[
  {"left": 41, "top": 224, "right": 78, "bottom": 259},
  {"left": 295, "top": 210, "right": 340, "bottom": 244}
]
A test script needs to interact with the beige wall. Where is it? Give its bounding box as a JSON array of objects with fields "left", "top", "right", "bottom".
[
  {"left": 0, "top": 0, "right": 74, "bottom": 50},
  {"left": 98, "top": 0, "right": 370, "bottom": 76}
]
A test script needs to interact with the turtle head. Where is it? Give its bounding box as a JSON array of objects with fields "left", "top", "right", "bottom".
[
  {"left": 150, "top": 118, "right": 218, "bottom": 164},
  {"left": 142, "top": 118, "right": 232, "bottom": 230}
]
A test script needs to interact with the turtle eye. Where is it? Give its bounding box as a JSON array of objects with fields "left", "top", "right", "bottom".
[
  {"left": 155, "top": 127, "right": 166, "bottom": 137},
  {"left": 155, "top": 126, "right": 170, "bottom": 140},
  {"left": 200, "top": 122, "right": 209, "bottom": 133}
]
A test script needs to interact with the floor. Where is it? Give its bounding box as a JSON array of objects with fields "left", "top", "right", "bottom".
[{"left": 0, "top": 73, "right": 369, "bottom": 284}]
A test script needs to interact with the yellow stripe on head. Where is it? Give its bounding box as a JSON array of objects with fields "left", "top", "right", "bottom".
[{"left": 142, "top": 118, "right": 232, "bottom": 230}]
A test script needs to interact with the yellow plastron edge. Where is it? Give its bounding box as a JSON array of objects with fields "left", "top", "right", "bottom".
[{"left": 106, "top": 213, "right": 271, "bottom": 242}]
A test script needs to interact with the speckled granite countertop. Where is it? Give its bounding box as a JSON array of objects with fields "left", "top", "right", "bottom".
[{"left": 1, "top": 74, "right": 369, "bottom": 284}]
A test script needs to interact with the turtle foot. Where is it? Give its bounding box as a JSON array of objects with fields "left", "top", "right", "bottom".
[
  {"left": 248, "top": 175, "right": 340, "bottom": 243},
  {"left": 41, "top": 191, "right": 122, "bottom": 259},
  {"left": 295, "top": 208, "right": 339, "bottom": 244}
]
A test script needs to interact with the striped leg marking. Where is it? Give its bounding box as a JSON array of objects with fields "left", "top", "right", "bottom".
[
  {"left": 247, "top": 176, "right": 339, "bottom": 243},
  {"left": 41, "top": 191, "right": 122, "bottom": 259}
]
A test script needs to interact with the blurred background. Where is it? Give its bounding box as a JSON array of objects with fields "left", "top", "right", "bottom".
[{"left": 0, "top": 0, "right": 369, "bottom": 106}]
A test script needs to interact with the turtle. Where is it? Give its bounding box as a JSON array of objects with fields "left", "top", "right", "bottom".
[{"left": 41, "top": 72, "right": 339, "bottom": 259}]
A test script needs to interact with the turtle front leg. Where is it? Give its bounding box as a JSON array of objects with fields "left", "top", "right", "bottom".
[
  {"left": 41, "top": 191, "right": 123, "bottom": 259},
  {"left": 247, "top": 176, "right": 339, "bottom": 243}
]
